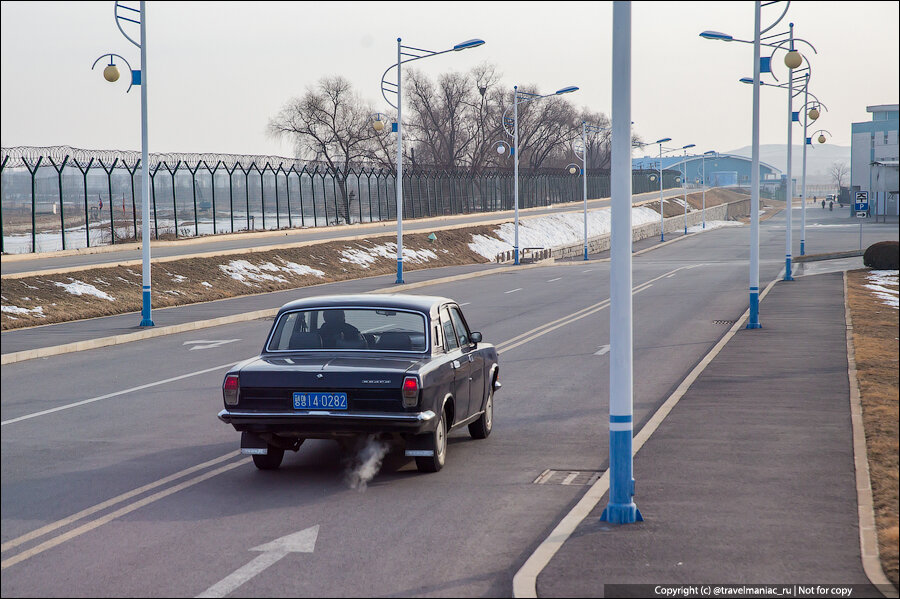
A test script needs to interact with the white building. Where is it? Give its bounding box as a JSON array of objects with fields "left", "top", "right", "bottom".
[{"left": 850, "top": 104, "right": 899, "bottom": 217}]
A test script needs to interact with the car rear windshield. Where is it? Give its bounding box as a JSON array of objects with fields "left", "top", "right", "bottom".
[{"left": 267, "top": 308, "right": 428, "bottom": 352}]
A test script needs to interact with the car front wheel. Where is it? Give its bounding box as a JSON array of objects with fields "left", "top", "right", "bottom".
[{"left": 416, "top": 408, "right": 447, "bottom": 473}]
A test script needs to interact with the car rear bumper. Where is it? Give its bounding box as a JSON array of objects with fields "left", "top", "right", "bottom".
[{"left": 217, "top": 408, "right": 437, "bottom": 436}]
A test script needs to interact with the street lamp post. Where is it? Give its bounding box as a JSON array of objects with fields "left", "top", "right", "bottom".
[
  {"left": 701, "top": 150, "right": 718, "bottom": 229},
  {"left": 502, "top": 85, "right": 579, "bottom": 265},
  {"left": 379, "top": 37, "right": 484, "bottom": 283},
  {"left": 797, "top": 89, "right": 827, "bottom": 255},
  {"left": 701, "top": 0, "right": 805, "bottom": 327},
  {"left": 653, "top": 137, "right": 672, "bottom": 241},
  {"left": 572, "top": 121, "right": 609, "bottom": 260},
  {"left": 92, "top": 1, "right": 153, "bottom": 327},
  {"left": 601, "top": 0, "right": 642, "bottom": 526},
  {"left": 680, "top": 144, "right": 696, "bottom": 235}
]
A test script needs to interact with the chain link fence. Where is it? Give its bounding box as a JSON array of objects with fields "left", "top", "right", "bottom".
[{"left": 0, "top": 146, "right": 680, "bottom": 254}]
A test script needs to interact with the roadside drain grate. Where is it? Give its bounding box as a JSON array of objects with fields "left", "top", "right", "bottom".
[
  {"left": 713, "top": 320, "right": 734, "bottom": 325},
  {"left": 533, "top": 469, "right": 603, "bottom": 486}
]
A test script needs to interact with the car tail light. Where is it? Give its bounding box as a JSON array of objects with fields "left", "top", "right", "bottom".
[
  {"left": 402, "top": 376, "right": 419, "bottom": 408},
  {"left": 223, "top": 374, "right": 240, "bottom": 406}
]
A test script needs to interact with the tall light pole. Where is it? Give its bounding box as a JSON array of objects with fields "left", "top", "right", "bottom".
[
  {"left": 701, "top": 150, "right": 718, "bottom": 229},
  {"left": 92, "top": 1, "right": 153, "bottom": 327},
  {"left": 601, "top": 0, "right": 641, "bottom": 526},
  {"left": 654, "top": 137, "right": 672, "bottom": 241},
  {"left": 798, "top": 89, "right": 827, "bottom": 255},
  {"left": 680, "top": 144, "right": 695, "bottom": 235},
  {"left": 502, "top": 85, "right": 579, "bottom": 265},
  {"left": 571, "top": 122, "right": 608, "bottom": 260},
  {"left": 701, "top": 0, "right": 796, "bottom": 328},
  {"left": 379, "top": 37, "right": 484, "bottom": 283}
]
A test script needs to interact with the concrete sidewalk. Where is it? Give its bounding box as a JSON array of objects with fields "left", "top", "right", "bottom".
[{"left": 535, "top": 272, "right": 893, "bottom": 597}]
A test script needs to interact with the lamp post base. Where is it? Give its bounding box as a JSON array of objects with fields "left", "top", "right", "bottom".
[
  {"left": 395, "top": 260, "right": 404, "bottom": 285},
  {"left": 800, "top": 240, "right": 805, "bottom": 256},
  {"left": 783, "top": 257, "right": 794, "bottom": 281},
  {"left": 139, "top": 288, "right": 154, "bottom": 327},
  {"left": 600, "top": 502, "right": 643, "bottom": 524},
  {"left": 747, "top": 289, "right": 762, "bottom": 329},
  {"left": 584, "top": 246, "right": 588, "bottom": 261},
  {"left": 514, "top": 246, "right": 519, "bottom": 266}
]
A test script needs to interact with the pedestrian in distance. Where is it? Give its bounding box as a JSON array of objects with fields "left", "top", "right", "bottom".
[{"left": 822, "top": 199, "right": 826, "bottom": 209}]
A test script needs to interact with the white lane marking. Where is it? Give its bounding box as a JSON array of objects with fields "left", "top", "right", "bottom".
[
  {"left": 196, "top": 526, "right": 319, "bottom": 598},
  {"left": 505, "top": 288, "right": 523, "bottom": 294},
  {"left": 0, "top": 458, "right": 250, "bottom": 570},
  {"left": 561, "top": 472, "right": 579, "bottom": 486},
  {"left": 582, "top": 269, "right": 593, "bottom": 273},
  {"left": 0, "top": 451, "right": 240, "bottom": 554},
  {"left": 459, "top": 302, "right": 471, "bottom": 306},
  {"left": 183, "top": 339, "right": 242, "bottom": 351},
  {"left": 533, "top": 469, "right": 554, "bottom": 485},
  {"left": 666, "top": 273, "right": 677, "bottom": 278},
  {"left": 547, "top": 277, "right": 562, "bottom": 282},
  {"left": 595, "top": 344, "right": 610, "bottom": 356},
  {"left": 1, "top": 361, "right": 242, "bottom": 426}
]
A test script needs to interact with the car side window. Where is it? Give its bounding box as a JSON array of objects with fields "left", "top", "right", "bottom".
[
  {"left": 441, "top": 308, "right": 459, "bottom": 351},
  {"left": 449, "top": 306, "right": 470, "bottom": 347}
]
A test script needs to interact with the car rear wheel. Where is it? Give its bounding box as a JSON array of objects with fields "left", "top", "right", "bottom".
[
  {"left": 416, "top": 408, "right": 447, "bottom": 473},
  {"left": 252, "top": 446, "right": 285, "bottom": 470},
  {"left": 468, "top": 387, "right": 493, "bottom": 439}
]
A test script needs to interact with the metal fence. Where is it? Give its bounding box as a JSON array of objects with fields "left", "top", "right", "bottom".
[{"left": 0, "top": 146, "right": 680, "bottom": 254}]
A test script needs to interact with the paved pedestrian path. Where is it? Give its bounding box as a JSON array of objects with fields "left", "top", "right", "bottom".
[{"left": 536, "top": 272, "right": 891, "bottom": 597}]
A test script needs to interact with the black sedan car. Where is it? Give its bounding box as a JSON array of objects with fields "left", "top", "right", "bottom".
[{"left": 218, "top": 294, "right": 500, "bottom": 473}]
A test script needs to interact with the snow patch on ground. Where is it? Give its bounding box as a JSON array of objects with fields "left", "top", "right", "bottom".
[
  {"left": 865, "top": 270, "right": 898, "bottom": 309},
  {"left": 54, "top": 279, "right": 115, "bottom": 301},
  {"left": 171, "top": 274, "right": 188, "bottom": 283},
  {"left": 687, "top": 220, "right": 744, "bottom": 234},
  {"left": 201, "top": 281, "right": 212, "bottom": 288},
  {"left": 220, "top": 259, "right": 324, "bottom": 286},
  {"left": 468, "top": 206, "right": 660, "bottom": 260},
  {"left": 339, "top": 243, "right": 437, "bottom": 269},
  {"left": 1, "top": 305, "right": 45, "bottom": 317}
]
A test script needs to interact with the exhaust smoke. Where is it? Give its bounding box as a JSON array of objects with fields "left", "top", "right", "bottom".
[{"left": 343, "top": 435, "right": 390, "bottom": 491}]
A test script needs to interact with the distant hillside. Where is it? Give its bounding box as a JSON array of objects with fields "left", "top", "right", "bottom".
[{"left": 726, "top": 143, "right": 851, "bottom": 185}]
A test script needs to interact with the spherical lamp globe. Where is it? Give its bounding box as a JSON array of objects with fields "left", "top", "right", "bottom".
[
  {"left": 103, "top": 64, "right": 120, "bottom": 83},
  {"left": 496, "top": 144, "right": 506, "bottom": 155},
  {"left": 808, "top": 107, "right": 820, "bottom": 120},
  {"left": 373, "top": 119, "right": 385, "bottom": 132},
  {"left": 784, "top": 50, "right": 802, "bottom": 69},
  {"left": 569, "top": 166, "right": 577, "bottom": 175},
  {"left": 818, "top": 134, "right": 827, "bottom": 144}
]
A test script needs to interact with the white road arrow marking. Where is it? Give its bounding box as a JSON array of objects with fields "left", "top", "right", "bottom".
[
  {"left": 183, "top": 339, "right": 241, "bottom": 351},
  {"left": 594, "top": 344, "right": 610, "bottom": 356},
  {"left": 196, "top": 525, "right": 319, "bottom": 598}
]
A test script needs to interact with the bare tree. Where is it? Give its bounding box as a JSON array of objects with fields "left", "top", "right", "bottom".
[
  {"left": 829, "top": 161, "right": 849, "bottom": 190},
  {"left": 268, "top": 76, "right": 375, "bottom": 224}
]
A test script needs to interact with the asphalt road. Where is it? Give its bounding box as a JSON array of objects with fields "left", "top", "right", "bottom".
[
  {"left": 1, "top": 205, "right": 896, "bottom": 597},
  {"left": 0, "top": 186, "right": 688, "bottom": 276}
]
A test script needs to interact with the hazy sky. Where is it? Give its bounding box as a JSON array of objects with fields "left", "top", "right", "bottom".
[{"left": 1, "top": 1, "right": 898, "bottom": 158}]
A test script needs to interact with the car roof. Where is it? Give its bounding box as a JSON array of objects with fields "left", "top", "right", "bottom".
[{"left": 276, "top": 294, "right": 455, "bottom": 315}]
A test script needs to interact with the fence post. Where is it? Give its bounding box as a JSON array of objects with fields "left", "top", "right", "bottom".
[
  {"left": 127, "top": 159, "right": 140, "bottom": 241},
  {"left": 0, "top": 154, "right": 8, "bottom": 254},
  {"left": 100, "top": 157, "right": 119, "bottom": 244},
  {"left": 24, "top": 156, "right": 43, "bottom": 253},
  {"left": 48, "top": 155, "right": 70, "bottom": 250}
]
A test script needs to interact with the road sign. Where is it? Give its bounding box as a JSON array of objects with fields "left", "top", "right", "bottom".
[{"left": 854, "top": 191, "right": 869, "bottom": 213}]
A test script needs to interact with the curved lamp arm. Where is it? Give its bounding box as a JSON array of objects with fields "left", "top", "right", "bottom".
[{"left": 91, "top": 52, "right": 136, "bottom": 93}]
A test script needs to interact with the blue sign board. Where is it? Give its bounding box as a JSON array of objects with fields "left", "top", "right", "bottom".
[{"left": 854, "top": 191, "right": 869, "bottom": 213}]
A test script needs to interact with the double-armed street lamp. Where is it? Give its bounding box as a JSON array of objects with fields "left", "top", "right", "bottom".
[
  {"left": 92, "top": 1, "right": 153, "bottom": 327},
  {"left": 797, "top": 84, "right": 827, "bottom": 255},
  {"left": 502, "top": 85, "right": 579, "bottom": 265},
  {"left": 701, "top": 150, "right": 718, "bottom": 229},
  {"left": 650, "top": 137, "right": 678, "bottom": 242},
  {"left": 569, "top": 122, "right": 610, "bottom": 260},
  {"left": 678, "top": 144, "right": 696, "bottom": 235},
  {"left": 377, "top": 37, "right": 484, "bottom": 283},
  {"left": 739, "top": 22, "right": 816, "bottom": 281},
  {"left": 701, "top": 1, "right": 809, "bottom": 327}
]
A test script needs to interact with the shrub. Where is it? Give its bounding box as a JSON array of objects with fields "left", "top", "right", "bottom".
[{"left": 863, "top": 241, "right": 899, "bottom": 269}]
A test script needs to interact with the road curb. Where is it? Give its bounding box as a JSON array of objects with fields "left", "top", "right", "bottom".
[
  {"left": 0, "top": 261, "right": 555, "bottom": 365},
  {"left": 795, "top": 249, "right": 864, "bottom": 264},
  {"left": 842, "top": 271, "right": 899, "bottom": 597},
  {"left": 511, "top": 274, "right": 781, "bottom": 599}
]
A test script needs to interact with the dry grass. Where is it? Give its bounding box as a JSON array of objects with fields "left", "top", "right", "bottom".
[
  {"left": 847, "top": 268, "right": 899, "bottom": 589},
  {"left": 0, "top": 226, "right": 496, "bottom": 330}
]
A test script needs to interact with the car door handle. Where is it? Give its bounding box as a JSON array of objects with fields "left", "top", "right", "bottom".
[
  {"left": 452, "top": 360, "right": 461, "bottom": 369},
  {"left": 467, "top": 354, "right": 474, "bottom": 362}
]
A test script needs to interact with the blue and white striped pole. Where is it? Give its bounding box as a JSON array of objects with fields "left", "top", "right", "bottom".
[
  {"left": 601, "top": 0, "right": 641, "bottom": 525},
  {"left": 747, "top": 0, "right": 762, "bottom": 329},
  {"left": 138, "top": 0, "right": 153, "bottom": 327},
  {"left": 395, "top": 37, "right": 405, "bottom": 284},
  {"left": 783, "top": 23, "right": 795, "bottom": 282}
]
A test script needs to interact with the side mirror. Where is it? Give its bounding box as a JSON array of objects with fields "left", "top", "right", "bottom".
[{"left": 470, "top": 332, "right": 483, "bottom": 345}]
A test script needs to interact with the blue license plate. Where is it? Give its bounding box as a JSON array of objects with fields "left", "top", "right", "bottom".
[{"left": 293, "top": 392, "right": 348, "bottom": 410}]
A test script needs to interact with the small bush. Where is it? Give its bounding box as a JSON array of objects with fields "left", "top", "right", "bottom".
[{"left": 864, "top": 241, "right": 899, "bottom": 269}]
